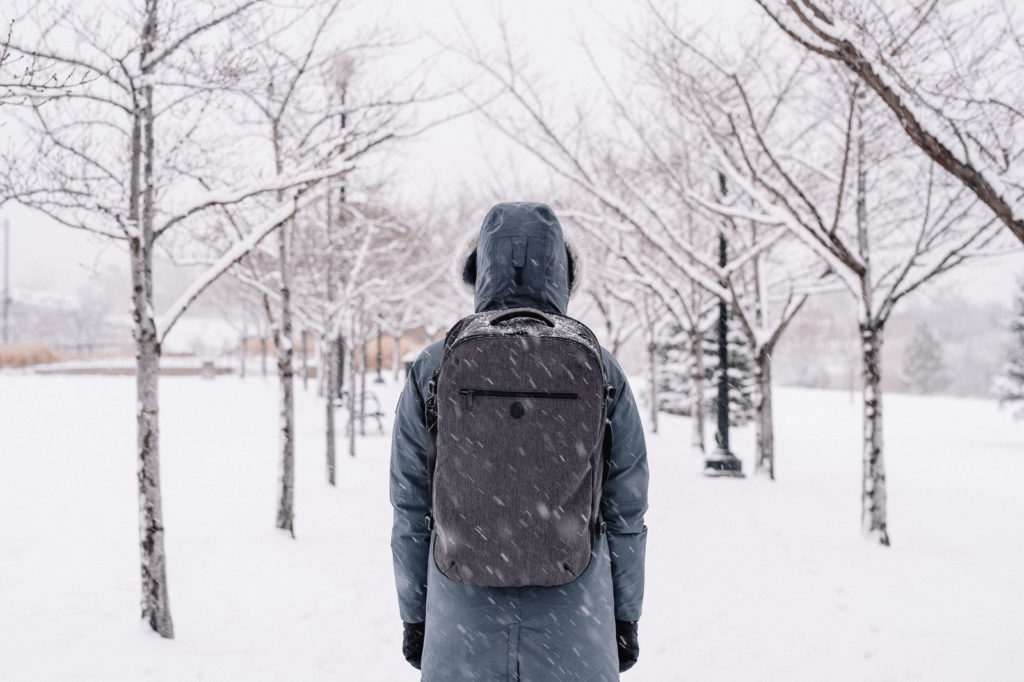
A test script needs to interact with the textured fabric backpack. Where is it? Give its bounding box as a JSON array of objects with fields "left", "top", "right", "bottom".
[{"left": 424, "top": 306, "right": 614, "bottom": 588}]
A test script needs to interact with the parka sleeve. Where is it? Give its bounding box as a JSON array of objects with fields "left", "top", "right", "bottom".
[
  {"left": 600, "top": 348, "right": 650, "bottom": 623},
  {"left": 389, "top": 354, "right": 433, "bottom": 624}
]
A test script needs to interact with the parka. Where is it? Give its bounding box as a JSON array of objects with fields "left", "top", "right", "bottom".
[{"left": 389, "top": 202, "right": 649, "bottom": 681}]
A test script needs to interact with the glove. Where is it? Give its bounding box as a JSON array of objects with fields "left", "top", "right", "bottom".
[
  {"left": 402, "top": 621, "right": 425, "bottom": 670},
  {"left": 616, "top": 619, "right": 639, "bottom": 672}
]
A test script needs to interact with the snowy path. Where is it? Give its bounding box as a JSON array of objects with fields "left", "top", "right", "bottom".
[{"left": 0, "top": 373, "right": 1022, "bottom": 680}]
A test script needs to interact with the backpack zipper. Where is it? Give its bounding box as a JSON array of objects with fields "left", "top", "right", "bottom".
[{"left": 459, "top": 388, "right": 579, "bottom": 407}]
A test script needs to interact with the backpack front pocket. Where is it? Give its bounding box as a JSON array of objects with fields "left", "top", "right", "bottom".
[{"left": 458, "top": 388, "right": 579, "bottom": 409}]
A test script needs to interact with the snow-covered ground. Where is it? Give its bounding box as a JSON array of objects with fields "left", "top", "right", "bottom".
[{"left": 0, "top": 373, "right": 1021, "bottom": 681}]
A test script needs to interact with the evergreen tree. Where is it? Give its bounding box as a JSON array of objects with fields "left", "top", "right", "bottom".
[
  {"left": 901, "top": 322, "right": 951, "bottom": 394},
  {"left": 707, "top": 316, "right": 756, "bottom": 427},
  {"left": 996, "top": 277, "right": 1024, "bottom": 419},
  {"left": 655, "top": 324, "right": 696, "bottom": 416},
  {"left": 656, "top": 311, "right": 756, "bottom": 427}
]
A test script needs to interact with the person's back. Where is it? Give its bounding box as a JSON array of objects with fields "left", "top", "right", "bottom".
[{"left": 389, "top": 202, "right": 649, "bottom": 680}]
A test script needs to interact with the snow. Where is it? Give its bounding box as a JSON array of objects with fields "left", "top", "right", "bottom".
[{"left": 0, "top": 374, "right": 1022, "bottom": 680}]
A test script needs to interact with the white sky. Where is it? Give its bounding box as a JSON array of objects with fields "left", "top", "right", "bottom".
[{"left": 1, "top": 0, "right": 1022, "bottom": 311}]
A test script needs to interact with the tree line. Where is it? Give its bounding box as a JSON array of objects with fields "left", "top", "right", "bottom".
[{"left": 2, "top": 0, "right": 1022, "bottom": 639}]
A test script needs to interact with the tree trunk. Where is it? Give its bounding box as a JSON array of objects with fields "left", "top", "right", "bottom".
[
  {"left": 647, "top": 340, "right": 659, "bottom": 434},
  {"left": 132, "top": 242, "right": 173, "bottom": 638},
  {"left": 337, "top": 336, "right": 345, "bottom": 399},
  {"left": 323, "top": 176, "right": 335, "bottom": 399},
  {"left": 239, "top": 334, "right": 247, "bottom": 379},
  {"left": 274, "top": 218, "right": 295, "bottom": 537},
  {"left": 301, "top": 329, "right": 309, "bottom": 391},
  {"left": 854, "top": 92, "right": 889, "bottom": 546},
  {"left": 260, "top": 336, "right": 267, "bottom": 377},
  {"left": 134, "top": 0, "right": 172, "bottom": 637},
  {"left": 325, "top": 337, "right": 337, "bottom": 485},
  {"left": 316, "top": 338, "right": 326, "bottom": 397},
  {"left": 392, "top": 329, "right": 402, "bottom": 381},
  {"left": 754, "top": 346, "right": 775, "bottom": 479},
  {"left": 359, "top": 345, "right": 367, "bottom": 436},
  {"left": 689, "top": 330, "right": 706, "bottom": 455},
  {"left": 271, "top": 115, "right": 296, "bottom": 537},
  {"left": 860, "top": 319, "right": 890, "bottom": 545},
  {"left": 347, "top": 333, "right": 357, "bottom": 457}
]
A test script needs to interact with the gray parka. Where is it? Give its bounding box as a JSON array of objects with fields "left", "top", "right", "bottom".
[{"left": 389, "top": 202, "right": 649, "bottom": 681}]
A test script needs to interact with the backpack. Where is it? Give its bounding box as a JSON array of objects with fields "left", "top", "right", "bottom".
[{"left": 424, "top": 307, "right": 615, "bottom": 588}]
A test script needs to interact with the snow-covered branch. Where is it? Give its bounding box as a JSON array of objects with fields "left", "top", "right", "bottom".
[
  {"left": 156, "top": 193, "right": 306, "bottom": 344},
  {"left": 153, "top": 161, "right": 353, "bottom": 239},
  {"left": 754, "top": 0, "right": 1024, "bottom": 245}
]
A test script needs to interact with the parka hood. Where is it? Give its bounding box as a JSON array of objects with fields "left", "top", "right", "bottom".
[{"left": 458, "top": 202, "right": 581, "bottom": 316}]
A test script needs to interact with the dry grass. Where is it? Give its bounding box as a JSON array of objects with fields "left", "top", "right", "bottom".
[{"left": 0, "top": 344, "right": 63, "bottom": 368}]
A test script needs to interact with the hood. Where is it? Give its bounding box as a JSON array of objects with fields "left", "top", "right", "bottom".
[{"left": 458, "top": 202, "right": 581, "bottom": 316}]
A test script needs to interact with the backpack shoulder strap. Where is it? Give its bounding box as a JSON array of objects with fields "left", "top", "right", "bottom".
[{"left": 423, "top": 365, "right": 442, "bottom": 531}]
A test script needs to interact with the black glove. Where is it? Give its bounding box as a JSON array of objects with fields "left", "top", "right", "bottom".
[
  {"left": 402, "top": 621, "right": 425, "bottom": 670},
  {"left": 615, "top": 619, "right": 639, "bottom": 672}
]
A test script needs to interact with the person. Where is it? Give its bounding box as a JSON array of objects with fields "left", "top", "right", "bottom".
[{"left": 389, "top": 201, "right": 649, "bottom": 680}]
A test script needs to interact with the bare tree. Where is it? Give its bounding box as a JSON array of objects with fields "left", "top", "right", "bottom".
[
  {"left": 628, "top": 7, "right": 837, "bottom": 476},
  {"left": 452, "top": 15, "right": 825, "bottom": 471},
  {"left": 579, "top": 281, "right": 644, "bottom": 357},
  {"left": 697, "top": 42, "right": 1006, "bottom": 542},
  {"left": 754, "top": 0, "right": 1024, "bottom": 244},
  {"left": 285, "top": 188, "right": 453, "bottom": 477},
  {"left": 564, "top": 204, "right": 723, "bottom": 456},
  {"left": 214, "top": 9, "right": 444, "bottom": 508},
  {"left": 0, "top": 0, "right": 351, "bottom": 636},
  {"left": 640, "top": 294, "right": 664, "bottom": 435},
  {"left": 232, "top": 0, "right": 347, "bottom": 537}
]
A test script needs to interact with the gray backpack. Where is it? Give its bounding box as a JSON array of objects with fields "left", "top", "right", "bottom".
[{"left": 424, "top": 307, "right": 614, "bottom": 588}]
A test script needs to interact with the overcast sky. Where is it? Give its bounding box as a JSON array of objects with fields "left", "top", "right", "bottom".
[{"left": 2, "top": 0, "right": 1022, "bottom": 311}]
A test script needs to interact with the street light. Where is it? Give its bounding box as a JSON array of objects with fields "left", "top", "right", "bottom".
[{"left": 704, "top": 173, "right": 744, "bottom": 477}]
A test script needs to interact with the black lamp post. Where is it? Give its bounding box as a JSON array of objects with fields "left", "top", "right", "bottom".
[{"left": 704, "top": 173, "right": 744, "bottom": 477}]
